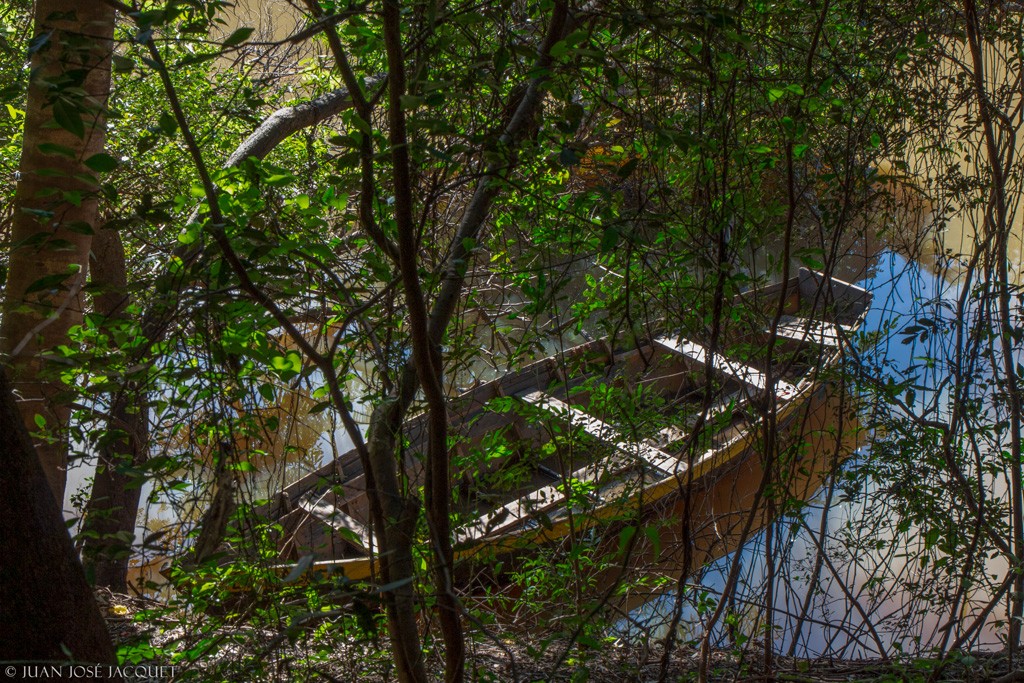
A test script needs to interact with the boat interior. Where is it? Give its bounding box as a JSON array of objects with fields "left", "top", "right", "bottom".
[{"left": 267, "top": 269, "right": 871, "bottom": 566}]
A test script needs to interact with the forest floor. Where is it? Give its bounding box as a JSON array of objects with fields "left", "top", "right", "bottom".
[{"left": 99, "top": 589, "right": 1024, "bottom": 682}]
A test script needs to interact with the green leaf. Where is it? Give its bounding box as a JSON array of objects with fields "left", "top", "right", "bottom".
[
  {"left": 399, "top": 94, "right": 424, "bottom": 110},
  {"left": 492, "top": 47, "right": 509, "bottom": 74},
  {"left": 222, "top": 27, "right": 254, "bottom": 48},
  {"left": 177, "top": 223, "right": 201, "bottom": 245},
  {"left": 645, "top": 525, "right": 661, "bottom": 561},
  {"left": 111, "top": 54, "right": 135, "bottom": 73},
  {"left": 617, "top": 525, "right": 637, "bottom": 556},
  {"left": 600, "top": 225, "right": 619, "bottom": 253},
  {"left": 158, "top": 112, "right": 178, "bottom": 137},
  {"left": 373, "top": 576, "right": 415, "bottom": 593},
  {"left": 43, "top": 238, "right": 77, "bottom": 252},
  {"left": 350, "top": 115, "right": 372, "bottom": 137},
  {"left": 65, "top": 221, "right": 95, "bottom": 235},
  {"left": 308, "top": 400, "right": 332, "bottom": 415},
  {"left": 550, "top": 39, "right": 570, "bottom": 58},
  {"left": 175, "top": 51, "right": 220, "bottom": 68},
  {"left": 52, "top": 99, "right": 84, "bottom": 138},
  {"left": 271, "top": 351, "right": 302, "bottom": 377},
  {"left": 84, "top": 153, "right": 119, "bottom": 173},
  {"left": 25, "top": 272, "right": 73, "bottom": 294},
  {"left": 38, "top": 142, "right": 76, "bottom": 158}
]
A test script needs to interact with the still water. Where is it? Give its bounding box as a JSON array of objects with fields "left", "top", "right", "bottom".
[{"left": 630, "top": 36, "right": 1024, "bottom": 655}]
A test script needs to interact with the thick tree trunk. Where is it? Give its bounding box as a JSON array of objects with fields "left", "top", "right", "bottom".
[
  {"left": 80, "top": 389, "right": 148, "bottom": 591},
  {"left": 0, "top": 366, "right": 118, "bottom": 675},
  {"left": 0, "top": 0, "right": 115, "bottom": 502}
]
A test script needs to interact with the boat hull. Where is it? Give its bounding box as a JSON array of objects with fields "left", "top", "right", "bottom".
[{"left": 258, "top": 270, "right": 872, "bottom": 600}]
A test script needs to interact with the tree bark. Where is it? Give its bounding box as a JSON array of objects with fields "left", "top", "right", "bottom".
[
  {"left": 187, "top": 444, "right": 238, "bottom": 567},
  {"left": 365, "top": 399, "right": 428, "bottom": 683},
  {"left": 380, "top": 0, "right": 464, "bottom": 679},
  {"left": 368, "top": 3, "right": 569, "bottom": 680},
  {"left": 0, "top": 0, "right": 115, "bottom": 502},
  {"left": 0, "top": 365, "right": 118, "bottom": 675},
  {"left": 80, "top": 228, "right": 150, "bottom": 592}
]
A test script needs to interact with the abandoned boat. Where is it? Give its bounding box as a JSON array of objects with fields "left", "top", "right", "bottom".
[{"left": 257, "top": 268, "right": 871, "bottom": 582}]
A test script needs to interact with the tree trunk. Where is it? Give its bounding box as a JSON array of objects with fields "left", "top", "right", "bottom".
[
  {"left": 80, "top": 228, "right": 151, "bottom": 592},
  {"left": 380, "top": 0, "right": 464, "bottom": 678},
  {"left": 962, "top": 0, "right": 1024, "bottom": 661},
  {"left": 363, "top": 4, "right": 568, "bottom": 679},
  {"left": 0, "top": 365, "right": 118, "bottom": 674},
  {"left": 188, "top": 445, "right": 238, "bottom": 567},
  {"left": 0, "top": 0, "right": 115, "bottom": 502},
  {"left": 365, "top": 399, "right": 429, "bottom": 683}
]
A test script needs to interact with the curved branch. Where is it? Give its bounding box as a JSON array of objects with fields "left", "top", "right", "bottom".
[
  {"left": 225, "top": 84, "right": 378, "bottom": 166},
  {"left": 136, "top": 83, "right": 369, "bottom": 346}
]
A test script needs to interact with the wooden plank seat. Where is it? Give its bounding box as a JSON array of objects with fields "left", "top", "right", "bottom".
[
  {"left": 456, "top": 453, "right": 656, "bottom": 544},
  {"left": 654, "top": 336, "right": 797, "bottom": 400},
  {"left": 297, "top": 490, "right": 374, "bottom": 549},
  {"left": 774, "top": 316, "right": 851, "bottom": 348},
  {"left": 654, "top": 390, "right": 745, "bottom": 449},
  {"left": 456, "top": 390, "right": 678, "bottom": 544},
  {"left": 456, "top": 476, "right": 588, "bottom": 544},
  {"left": 519, "top": 391, "right": 681, "bottom": 476}
]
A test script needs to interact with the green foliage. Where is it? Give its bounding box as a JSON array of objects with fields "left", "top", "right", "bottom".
[{"left": 7, "top": 0, "right": 1024, "bottom": 676}]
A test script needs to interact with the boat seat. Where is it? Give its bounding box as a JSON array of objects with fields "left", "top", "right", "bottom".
[
  {"left": 458, "top": 449, "right": 657, "bottom": 544},
  {"left": 519, "top": 391, "right": 680, "bottom": 476},
  {"left": 298, "top": 491, "right": 373, "bottom": 549},
  {"left": 655, "top": 390, "right": 744, "bottom": 448},
  {"left": 456, "top": 478, "right": 574, "bottom": 543},
  {"left": 773, "top": 316, "right": 851, "bottom": 348},
  {"left": 457, "top": 391, "right": 674, "bottom": 544},
  {"left": 654, "top": 337, "right": 797, "bottom": 400}
]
